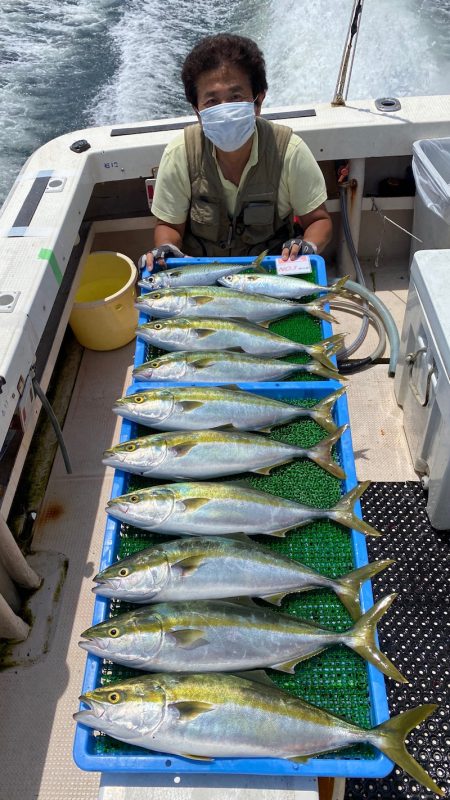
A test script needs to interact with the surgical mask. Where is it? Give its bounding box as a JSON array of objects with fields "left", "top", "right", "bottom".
[{"left": 199, "top": 101, "right": 256, "bottom": 152}]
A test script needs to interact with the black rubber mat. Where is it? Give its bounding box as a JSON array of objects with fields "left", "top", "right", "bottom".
[{"left": 345, "top": 481, "right": 450, "bottom": 800}]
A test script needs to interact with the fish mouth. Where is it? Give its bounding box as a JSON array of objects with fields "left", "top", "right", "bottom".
[
  {"left": 74, "top": 697, "right": 105, "bottom": 721},
  {"left": 78, "top": 635, "right": 108, "bottom": 654},
  {"left": 106, "top": 500, "right": 129, "bottom": 516}
]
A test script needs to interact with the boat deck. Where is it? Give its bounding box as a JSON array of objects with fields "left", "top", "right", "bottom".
[{"left": 0, "top": 257, "right": 423, "bottom": 800}]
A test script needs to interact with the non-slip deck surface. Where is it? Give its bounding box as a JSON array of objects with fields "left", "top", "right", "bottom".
[{"left": 346, "top": 481, "right": 450, "bottom": 800}]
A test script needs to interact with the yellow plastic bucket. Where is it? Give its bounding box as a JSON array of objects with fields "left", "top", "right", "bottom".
[{"left": 69, "top": 251, "right": 138, "bottom": 350}]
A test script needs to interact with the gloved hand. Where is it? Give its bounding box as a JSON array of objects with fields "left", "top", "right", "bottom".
[
  {"left": 281, "top": 237, "right": 317, "bottom": 261},
  {"left": 138, "top": 244, "right": 185, "bottom": 273}
]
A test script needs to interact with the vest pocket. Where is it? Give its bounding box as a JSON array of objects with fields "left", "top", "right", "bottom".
[
  {"left": 190, "top": 198, "right": 221, "bottom": 242},
  {"left": 242, "top": 202, "right": 275, "bottom": 226}
]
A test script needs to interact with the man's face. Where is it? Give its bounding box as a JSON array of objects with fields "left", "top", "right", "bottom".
[{"left": 195, "top": 63, "right": 261, "bottom": 114}]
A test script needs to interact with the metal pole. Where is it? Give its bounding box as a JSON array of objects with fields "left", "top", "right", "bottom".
[
  {"left": 0, "top": 592, "right": 30, "bottom": 641},
  {"left": 0, "top": 513, "right": 41, "bottom": 590},
  {"left": 332, "top": 0, "right": 365, "bottom": 106}
]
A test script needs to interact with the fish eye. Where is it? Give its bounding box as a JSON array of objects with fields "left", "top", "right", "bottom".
[
  {"left": 134, "top": 395, "right": 144, "bottom": 404},
  {"left": 125, "top": 443, "right": 136, "bottom": 452},
  {"left": 150, "top": 362, "right": 160, "bottom": 368},
  {"left": 153, "top": 323, "right": 162, "bottom": 330},
  {"left": 129, "top": 494, "right": 140, "bottom": 503},
  {"left": 153, "top": 293, "right": 161, "bottom": 299},
  {"left": 108, "top": 627, "right": 120, "bottom": 638},
  {"left": 118, "top": 567, "right": 129, "bottom": 577},
  {"left": 108, "top": 691, "right": 121, "bottom": 703}
]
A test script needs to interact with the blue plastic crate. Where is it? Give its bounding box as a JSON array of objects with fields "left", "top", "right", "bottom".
[
  {"left": 73, "top": 383, "right": 392, "bottom": 778},
  {"left": 134, "top": 254, "right": 335, "bottom": 373}
]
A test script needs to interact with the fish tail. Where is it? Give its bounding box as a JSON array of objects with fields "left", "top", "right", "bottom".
[
  {"left": 305, "top": 425, "right": 347, "bottom": 479},
  {"left": 328, "top": 275, "right": 350, "bottom": 295},
  {"left": 303, "top": 342, "right": 338, "bottom": 371},
  {"left": 329, "top": 481, "right": 382, "bottom": 536},
  {"left": 369, "top": 705, "right": 444, "bottom": 796},
  {"left": 308, "top": 387, "right": 347, "bottom": 433},
  {"left": 252, "top": 250, "right": 269, "bottom": 273},
  {"left": 344, "top": 593, "right": 407, "bottom": 682},
  {"left": 303, "top": 299, "right": 339, "bottom": 323},
  {"left": 306, "top": 362, "right": 346, "bottom": 381},
  {"left": 322, "top": 333, "right": 347, "bottom": 357},
  {"left": 333, "top": 558, "right": 395, "bottom": 620}
]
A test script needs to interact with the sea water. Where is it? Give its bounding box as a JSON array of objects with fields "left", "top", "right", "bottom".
[{"left": 0, "top": 0, "right": 449, "bottom": 205}]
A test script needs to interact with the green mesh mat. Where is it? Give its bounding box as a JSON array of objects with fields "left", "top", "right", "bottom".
[{"left": 93, "top": 397, "right": 374, "bottom": 760}]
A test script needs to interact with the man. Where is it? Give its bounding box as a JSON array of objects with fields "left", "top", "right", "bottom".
[{"left": 144, "top": 33, "right": 332, "bottom": 271}]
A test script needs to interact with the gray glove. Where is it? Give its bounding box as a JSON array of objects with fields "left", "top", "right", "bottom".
[
  {"left": 282, "top": 238, "right": 317, "bottom": 256},
  {"left": 138, "top": 244, "right": 185, "bottom": 272}
]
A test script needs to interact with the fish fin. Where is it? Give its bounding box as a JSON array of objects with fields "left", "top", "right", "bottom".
[
  {"left": 257, "top": 320, "right": 271, "bottom": 328},
  {"left": 334, "top": 559, "right": 395, "bottom": 620},
  {"left": 191, "top": 295, "right": 214, "bottom": 305},
  {"left": 219, "top": 384, "right": 243, "bottom": 391},
  {"left": 259, "top": 592, "right": 290, "bottom": 606},
  {"left": 168, "top": 628, "right": 209, "bottom": 649},
  {"left": 345, "top": 594, "right": 407, "bottom": 683},
  {"left": 227, "top": 346, "right": 246, "bottom": 352},
  {"left": 191, "top": 356, "right": 218, "bottom": 369},
  {"left": 370, "top": 705, "right": 444, "bottom": 796},
  {"left": 172, "top": 555, "right": 205, "bottom": 576},
  {"left": 309, "top": 387, "right": 347, "bottom": 433},
  {"left": 251, "top": 250, "right": 269, "bottom": 273},
  {"left": 304, "top": 425, "right": 347, "bottom": 479},
  {"left": 168, "top": 270, "right": 183, "bottom": 278},
  {"left": 181, "top": 497, "right": 211, "bottom": 512},
  {"left": 255, "top": 425, "right": 273, "bottom": 433},
  {"left": 227, "top": 596, "right": 259, "bottom": 607},
  {"left": 225, "top": 533, "right": 256, "bottom": 544},
  {"left": 180, "top": 753, "right": 214, "bottom": 761},
  {"left": 287, "top": 755, "right": 310, "bottom": 763},
  {"left": 171, "top": 701, "right": 215, "bottom": 723},
  {"left": 171, "top": 443, "right": 197, "bottom": 458},
  {"left": 267, "top": 528, "right": 289, "bottom": 538},
  {"left": 270, "top": 658, "right": 301, "bottom": 674},
  {"left": 233, "top": 670, "right": 279, "bottom": 687},
  {"left": 330, "top": 481, "right": 382, "bottom": 537},
  {"left": 303, "top": 299, "right": 339, "bottom": 324},
  {"left": 178, "top": 400, "right": 205, "bottom": 411},
  {"left": 328, "top": 275, "right": 350, "bottom": 294},
  {"left": 195, "top": 328, "right": 217, "bottom": 338},
  {"left": 251, "top": 458, "right": 294, "bottom": 475}
]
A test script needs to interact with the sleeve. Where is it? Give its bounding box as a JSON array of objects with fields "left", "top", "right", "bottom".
[
  {"left": 281, "top": 135, "right": 328, "bottom": 217},
  {"left": 151, "top": 134, "right": 192, "bottom": 225}
]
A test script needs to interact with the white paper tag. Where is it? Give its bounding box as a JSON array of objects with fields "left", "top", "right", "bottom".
[{"left": 275, "top": 256, "right": 312, "bottom": 275}]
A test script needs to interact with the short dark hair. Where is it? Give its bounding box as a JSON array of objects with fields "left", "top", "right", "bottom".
[{"left": 181, "top": 34, "right": 268, "bottom": 108}]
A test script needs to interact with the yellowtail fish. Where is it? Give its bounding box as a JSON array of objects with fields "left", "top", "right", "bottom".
[
  {"left": 113, "top": 386, "right": 346, "bottom": 435},
  {"left": 138, "top": 251, "right": 268, "bottom": 290},
  {"left": 92, "top": 534, "right": 393, "bottom": 620},
  {"left": 74, "top": 671, "right": 443, "bottom": 795},
  {"left": 218, "top": 273, "right": 349, "bottom": 299},
  {"left": 135, "top": 286, "right": 337, "bottom": 324},
  {"left": 132, "top": 350, "right": 342, "bottom": 383},
  {"left": 102, "top": 427, "right": 347, "bottom": 480},
  {"left": 105, "top": 480, "right": 381, "bottom": 538},
  {"left": 79, "top": 595, "right": 405, "bottom": 682},
  {"left": 136, "top": 317, "right": 344, "bottom": 369}
]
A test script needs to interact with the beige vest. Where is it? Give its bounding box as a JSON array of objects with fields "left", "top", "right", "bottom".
[{"left": 183, "top": 117, "right": 294, "bottom": 257}]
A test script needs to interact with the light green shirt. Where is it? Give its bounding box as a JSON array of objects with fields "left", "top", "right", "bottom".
[{"left": 151, "top": 126, "right": 327, "bottom": 225}]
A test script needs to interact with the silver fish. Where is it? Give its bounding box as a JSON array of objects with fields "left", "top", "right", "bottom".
[
  {"left": 218, "top": 273, "right": 349, "bottom": 299},
  {"left": 102, "top": 426, "right": 347, "bottom": 480},
  {"left": 79, "top": 595, "right": 406, "bottom": 682},
  {"left": 136, "top": 317, "right": 344, "bottom": 369},
  {"left": 74, "top": 672, "right": 443, "bottom": 795},
  {"left": 112, "top": 386, "right": 346, "bottom": 435},
  {"left": 105, "top": 480, "right": 381, "bottom": 538},
  {"left": 132, "top": 350, "right": 342, "bottom": 383},
  {"left": 92, "top": 534, "right": 393, "bottom": 620},
  {"left": 135, "top": 286, "right": 337, "bottom": 324},
  {"left": 138, "top": 251, "right": 267, "bottom": 290}
]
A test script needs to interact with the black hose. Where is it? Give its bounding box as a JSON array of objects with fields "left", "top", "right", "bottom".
[{"left": 32, "top": 375, "right": 73, "bottom": 474}]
